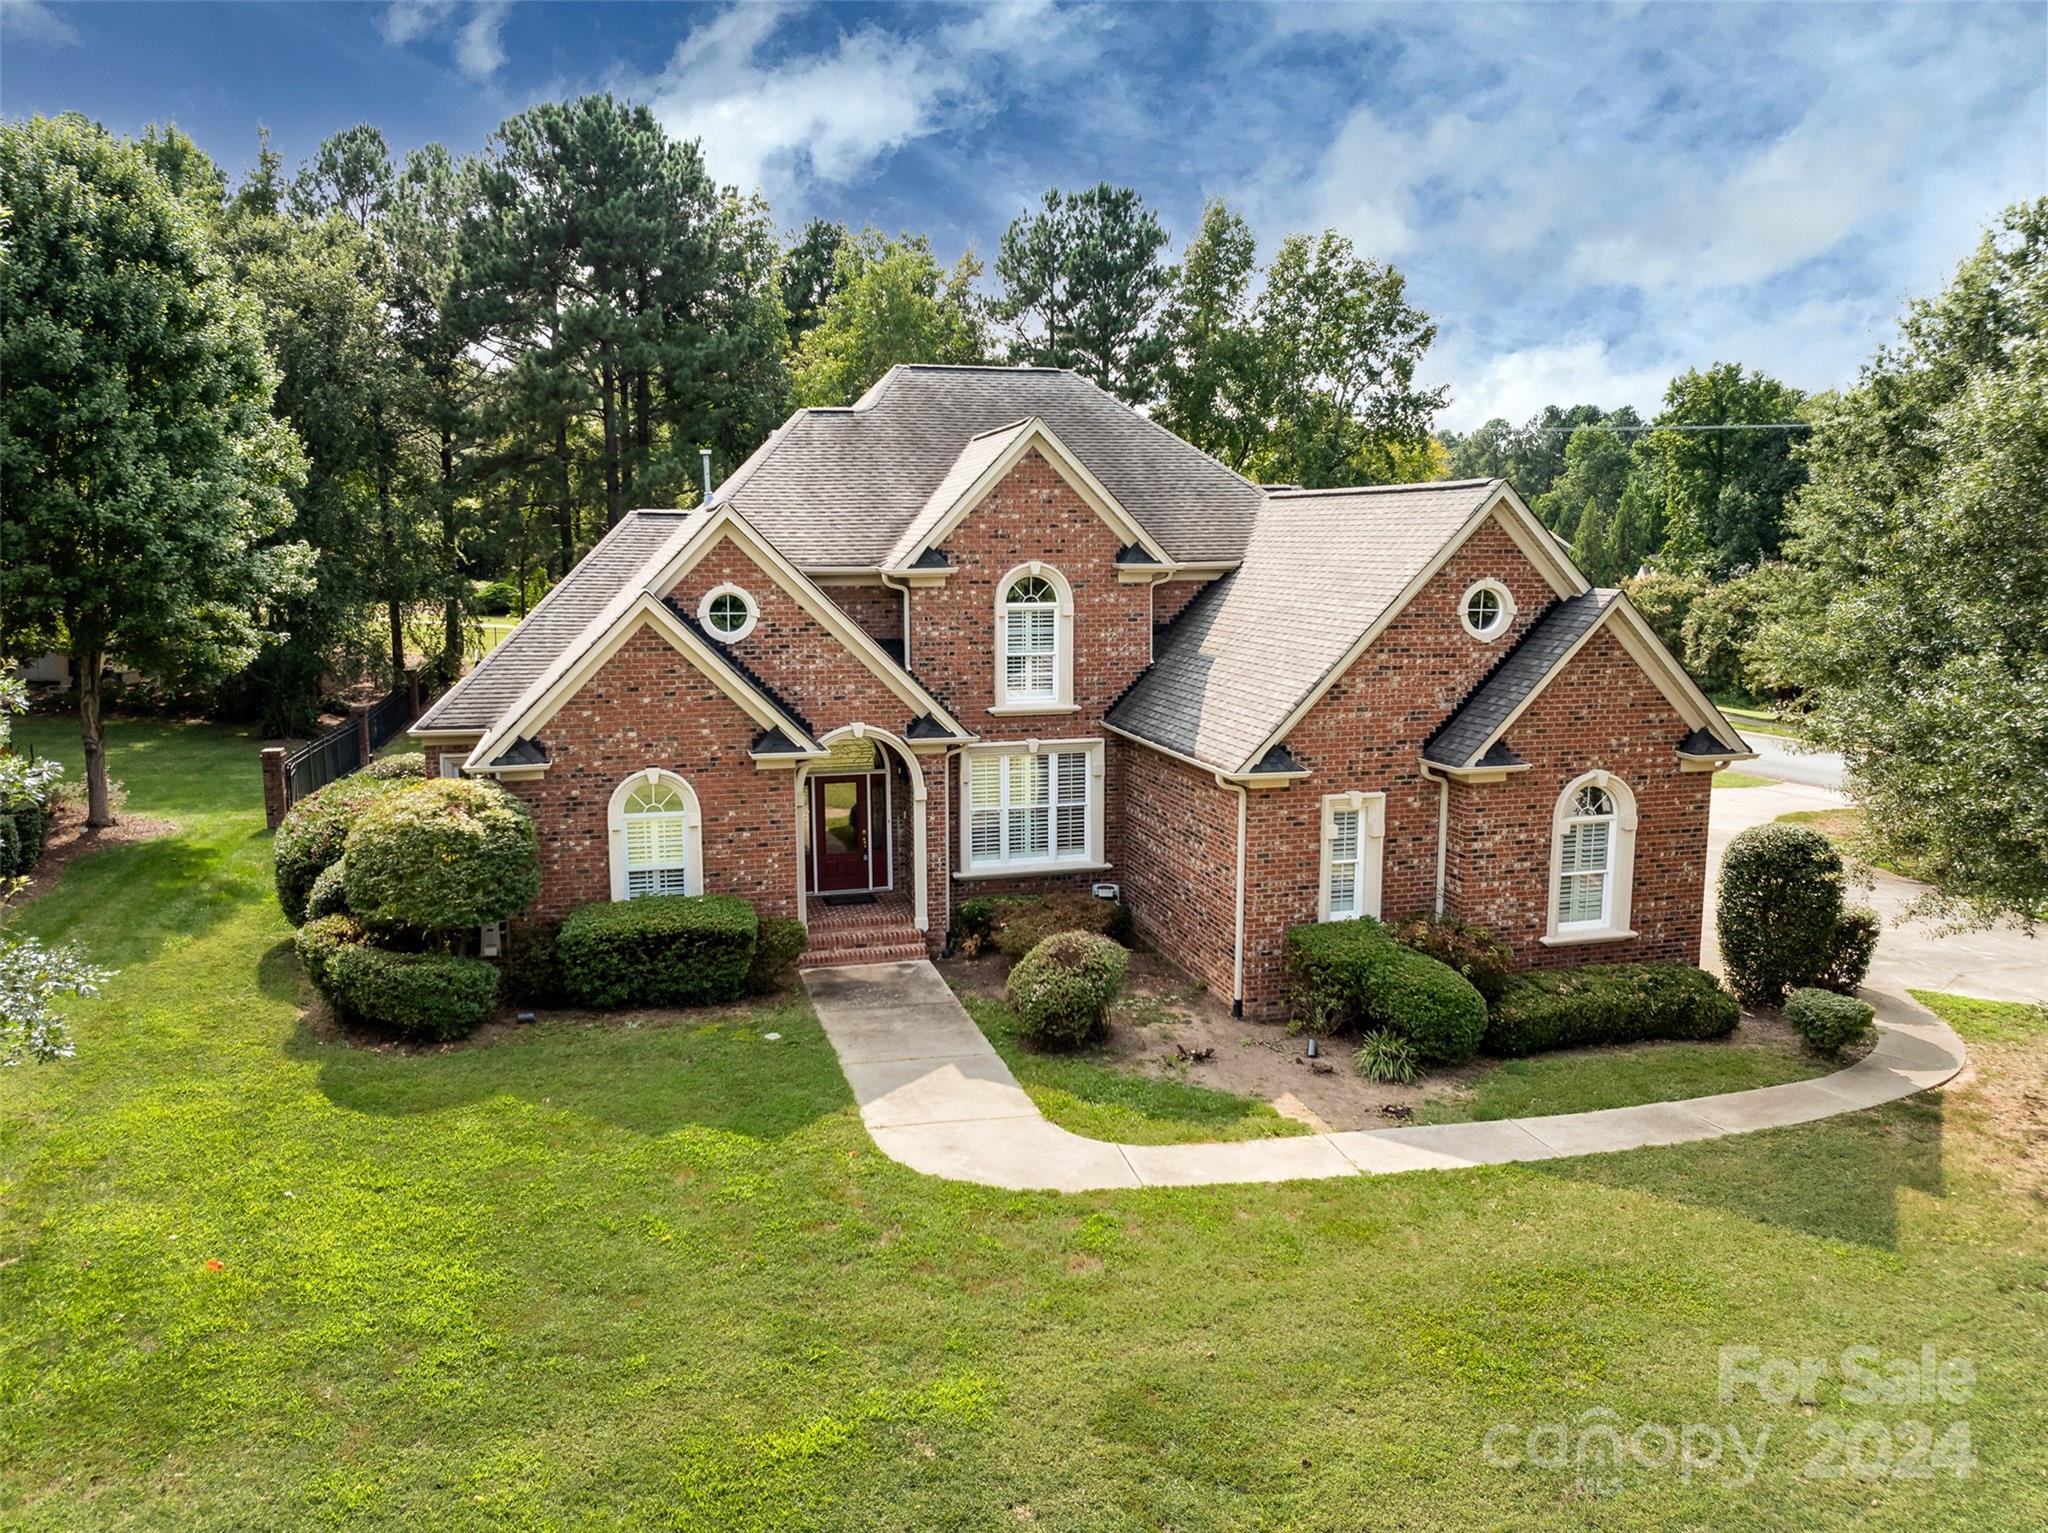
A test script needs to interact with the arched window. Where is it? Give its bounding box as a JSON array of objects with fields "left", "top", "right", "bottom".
[
  {"left": 1547, "top": 770, "right": 1637, "bottom": 942},
  {"left": 994, "top": 564, "right": 1073, "bottom": 711},
  {"left": 608, "top": 769, "right": 702, "bottom": 900}
]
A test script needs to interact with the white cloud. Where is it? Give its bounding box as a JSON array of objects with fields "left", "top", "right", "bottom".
[
  {"left": 1431, "top": 338, "right": 1677, "bottom": 433},
  {"left": 378, "top": 0, "right": 451, "bottom": 48},
  {"left": 454, "top": 1, "right": 508, "bottom": 81},
  {"left": 2, "top": 0, "right": 79, "bottom": 46},
  {"left": 637, "top": 1, "right": 1089, "bottom": 199}
]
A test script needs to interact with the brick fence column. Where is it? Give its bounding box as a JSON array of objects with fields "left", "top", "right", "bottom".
[
  {"left": 349, "top": 702, "right": 373, "bottom": 767},
  {"left": 261, "top": 747, "right": 288, "bottom": 830},
  {"left": 406, "top": 669, "right": 422, "bottom": 719}
]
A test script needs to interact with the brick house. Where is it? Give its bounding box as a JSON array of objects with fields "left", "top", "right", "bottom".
[{"left": 410, "top": 365, "right": 1752, "bottom": 1017}]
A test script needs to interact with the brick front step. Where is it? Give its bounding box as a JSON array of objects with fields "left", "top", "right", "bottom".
[{"left": 801, "top": 939, "right": 932, "bottom": 970}]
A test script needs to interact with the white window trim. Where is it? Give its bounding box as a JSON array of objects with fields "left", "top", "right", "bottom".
[
  {"left": 607, "top": 768, "right": 704, "bottom": 901},
  {"left": 993, "top": 561, "right": 1075, "bottom": 712},
  {"left": 1542, "top": 769, "right": 1637, "bottom": 945},
  {"left": 1459, "top": 578, "right": 1517, "bottom": 641},
  {"left": 437, "top": 754, "right": 464, "bottom": 779},
  {"left": 957, "top": 737, "right": 1104, "bottom": 875},
  {"left": 697, "top": 582, "right": 759, "bottom": 643},
  {"left": 1317, "top": 790, "right": 1387, "bottom": 923}
]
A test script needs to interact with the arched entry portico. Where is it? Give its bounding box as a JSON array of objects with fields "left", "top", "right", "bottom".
[{"left": 796, "top": 723, "right": 929, "bottom": 933}]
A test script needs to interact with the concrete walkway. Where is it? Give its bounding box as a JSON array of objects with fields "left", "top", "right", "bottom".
[{"left": 804, "top": 961, "right": 1967, "bottom": 1193}]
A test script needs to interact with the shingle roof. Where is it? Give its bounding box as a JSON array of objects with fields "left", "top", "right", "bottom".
[
  {"left": 415, "top": 510, "right": 705, "bottom": 733},
  {"left": 880, "top": 417, "right": 1035, "bottom": 568},
  {"left": 1107, "top": 481, "right": 1505, "bottom": 773},
  {"left": 1422, "top": 590, "right": 1621, "bottom": 768},
  {"left": 1678, "top": 725, "right": 1746, "bottom": 757},
  {"left": 713, "top": 366, "right": 1264, "bottom": 566}
]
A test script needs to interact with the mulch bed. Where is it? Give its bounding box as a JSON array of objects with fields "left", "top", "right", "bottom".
[{"left": 8, "top": 802, "right": 177, "bottom": 905}]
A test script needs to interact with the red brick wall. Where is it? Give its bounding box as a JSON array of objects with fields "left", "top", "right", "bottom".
[
  {"left": 1445, "top": 626, "right": 1708, "bottom": 968},
  {"left": 1151, "top": 577, "right": 1213, "bottom": 629},
  {"left": 908, "top": 449, "right": 1153, "bottom": 738},
  {"left": 499, "top": 625, "right": 800, "bottom": 922},
  {"left": 1227, "top": 517, "right": 1562, "bottom": 1014},
  {"left": 824, "top": 581, "right": 903, "bottom": 648},
  {"left": 667, "top": 537, "right": 918, "bottom": 737},
  {"left": 1117, "top": 740, "right": 1241, "bottom": 1003}
]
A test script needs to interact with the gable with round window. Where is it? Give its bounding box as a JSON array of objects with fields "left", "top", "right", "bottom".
[
  {"left": 1459, "top": 578, "right": 1516, "bottom": 641},
  {"left": 698, "top": 583, "right": 758, "bottom": 643}
]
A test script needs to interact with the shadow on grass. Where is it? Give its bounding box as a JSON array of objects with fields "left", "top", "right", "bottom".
[
  {"left": 281, "top": 994, "right": 853, "bottom": 1144},
  {"left": 1537, "top": 1089, "right": 1946, "bottom": 1250},
  {"left": 10, "top": 832, "right": 253, "bottom": 966}
]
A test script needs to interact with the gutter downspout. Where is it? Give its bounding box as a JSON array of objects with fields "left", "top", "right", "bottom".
[
  {"left": 1418, "top": 760, "right": 1449, "bottom": 916},
  {"left": 1215, "top": 771, "right": 1249, "bottom": 1017},
  {"left": 880, "top": 571, "right": 914, "bottom": 670}
]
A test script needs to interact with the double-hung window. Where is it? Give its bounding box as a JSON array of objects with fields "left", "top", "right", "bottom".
[
  {"left": 964, "top": 746, "right": 1095, "bottom": 871},
  {"left": 1318, "top": 791, "right": 1385, "bottom": 922},
  {"left": 1002, "top": 575, "right": 1059, "bottom": 703},
  {"left": 1556, "top": 783, "right": 1616, "bottom": 930}
]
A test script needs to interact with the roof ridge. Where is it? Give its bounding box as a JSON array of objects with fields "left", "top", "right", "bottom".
[{"left": 1264, "top": 478, "right": 1502, "bottom": 499}]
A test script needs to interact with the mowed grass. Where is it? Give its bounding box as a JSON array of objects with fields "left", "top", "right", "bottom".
[
  {"left": 957, "top": 991, "right": 1309, "bottom": 1144},
  {"left": 4, "top": 718, "right": 2046, "bottom": 1530},
  {"left": 1711, "top": 769, "right": 1777, "bottom": 790},
  {"left": 1414, "top": 1041, "right": 1833, "bottom": 1125},
  {"left": 1909, "top": 990, "right": 2048, "bottom": 1045}
]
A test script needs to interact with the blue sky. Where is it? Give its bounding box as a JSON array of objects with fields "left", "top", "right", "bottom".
[{"left": 6, "top": 0, "right": 2043, "bottom": 428}]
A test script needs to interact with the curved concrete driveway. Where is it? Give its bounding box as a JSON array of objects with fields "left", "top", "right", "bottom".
[{"left": 804, "top": 961, "right": 1966, "bottom": 1193}]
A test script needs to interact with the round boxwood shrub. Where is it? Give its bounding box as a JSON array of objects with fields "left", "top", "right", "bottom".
[
  {"left": 1820, "top": 905, "right": 1880, "bottom": 995},
  {"left": 1784, "top": 986, "right": 1876, "bottom": 1055},
  {"left": 363, "top": 752, "right": 427, "bottom": 781},
  {"left": 747, "top": 915, "right": 809, "bottom": 995},
  {"left": 325, "top": 942, "right": 500, "bottom": 1041},
  {"left": 293, "top": 913, "right": 366, "bottom": 994},
  {"left": 1006, "top": 930, "right": 1129, "bottom": 1049},
  {"left": 305, "top": 858, "right": 352, "bottom": 920},
  {"left": 273, "top": 773, "right": 406, "bottom": 926},
  {"left": 343, "top": 778, "right": 540, "bottom": 933},
  {"left": 1284, "top": 919, "right": 1487, "bottom": 1064},
  {"left": 1716, "top": 823, "right": 1847, "bottom": 1008}
]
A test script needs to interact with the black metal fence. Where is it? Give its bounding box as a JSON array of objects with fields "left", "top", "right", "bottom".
[{"left": 278, "top": 683, "right": 412, "bottom": 809}]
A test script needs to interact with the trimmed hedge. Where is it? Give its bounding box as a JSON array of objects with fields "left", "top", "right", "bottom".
[
  {"left": 363, "top": 753, "right": 427, "bottom": 781},
  {"left": 3, "top": 799, "right": 47, "bottom": 874},
  {"left": 557, "top": 894, "right": 758, "bottom": 1008},
  {"left": 305, "top": 859, "right": 352, "bottom": 920},
  {"left": 1285, "top": 919, "right": 1487, "bottom": 1064},
  {"left": 1005, "top": 930, "right": 1129, "bottom": 1049},
  {"left": 273, "top": 773, "right": 405, "bottom": 926},
  {"left": 293, "top": 914, "right": 366, "bottom": 994},
  {"left": 1717, "top": 823, "right": 1848, "bottom": 1008},
  {"left": 325, "top": 942, "right": 500, "bottom": 1041},
  {"left": 1486, "top": 963, "right": 1740, "bottom": 1056},
  {"left": 1820, "top": 905, "right": 1880, "bottom": 995},
  {"left": 343, "top": 778, "right": 540, "bottom": 933},
  {"left": 0, "top": 817, "right": 17, "bottom": 879},
  {"left": 502, "top": 920, "right": 564, "bottom": 1007},
  {"left": 1784, "top": 987, "right": 1875, "bottom": 1055},
  {"left": 1389, "top": 912, "right": 1514, "bottom": 1005},
  {"left": 964, "top": 893, "right": 1132, "bottom": 959},
  {"left": 747, "top": 916, "right": 809, "bottom": 995}
]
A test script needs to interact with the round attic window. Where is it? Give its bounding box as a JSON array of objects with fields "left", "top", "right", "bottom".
[
  {"left": 1459, "top": 579, "right": 1515, "bottom": 641},
  {"left": 699, "top": 583, "right": 758, "bottom": 643}
]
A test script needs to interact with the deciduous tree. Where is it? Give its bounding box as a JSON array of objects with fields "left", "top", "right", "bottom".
[{"left": 789, "top": 229, "right": 984, "bottom": 407}]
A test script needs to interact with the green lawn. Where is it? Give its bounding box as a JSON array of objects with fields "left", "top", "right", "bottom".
[
  {"left": 1414, "top": 1041, "right": 1833, "bottom": 1125},
  {"left": 4, "top": 717, "right": 2044, "bottom": 1530},
  {"left": 957, "top": 991, "right": 1309, "bottom": 1144},
  {"left": 1909, "top": 990, "right": 2047, "bottom": 1045},
  {"left": 1711, "top": 769, "right": 1776, "bottom": 790}
]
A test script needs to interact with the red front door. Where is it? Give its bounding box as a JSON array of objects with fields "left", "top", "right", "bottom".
[{"left": 813, "top": 775, "right": 873, "bottom": 892}]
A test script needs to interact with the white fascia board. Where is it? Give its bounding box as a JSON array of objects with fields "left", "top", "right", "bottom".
[
  {"left": 464, "top": 594, "right": 819, "bottom": 771},
  {"left": 648, "top": 505, "right": 971, "bottom": 740},
  {"left": 886, "top": 419, "right": 1173, "bottom": 571},
  {"left": 1100, "top": 721, "right": 1302, "bottom": 786},
  {"left": 1231, "top": 494, "right": 1584, "bottom": 774}
]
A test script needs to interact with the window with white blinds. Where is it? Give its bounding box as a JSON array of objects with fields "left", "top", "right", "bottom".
[
  {"left": 617, "top": 774, "right": 691, "bottom": 898},
  {"left": 965, "top": 747, "right": 1093, "bottom": 869},
  {"left": 1001, "top": 574, "right": 1059, "bottom": 703},
  {"left": 1319, "top": 791, "right": 1384, "bottom": 922},
  {"left": 1556, "top": 784, "right": 1615, "bottom": 929}
]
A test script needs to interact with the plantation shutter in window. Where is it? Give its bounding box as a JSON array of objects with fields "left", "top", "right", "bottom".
[
  {"left": 1558, "top": 819, "right": 1610, "bottom": 926},
  {"left": 622, "top": 778, "right": 690, "bottom": 898},
  {"left": 969, "top": 754, "right": 1003, "bottom": 864},
  {"left": 1053, "top": 751, "right": 1088, "bottom": 854},
  {"left": 1327, "top": 807, "right": 1361, "bottom": 918}
]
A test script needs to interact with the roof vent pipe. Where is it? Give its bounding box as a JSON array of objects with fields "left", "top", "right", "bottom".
[{"left": 700, "top": 447, "right": 712, "bottom": 503}]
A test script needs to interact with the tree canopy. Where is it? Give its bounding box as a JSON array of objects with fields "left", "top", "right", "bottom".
[{"left": 789, "top": 229, "right": 985, "bottom": 407}]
